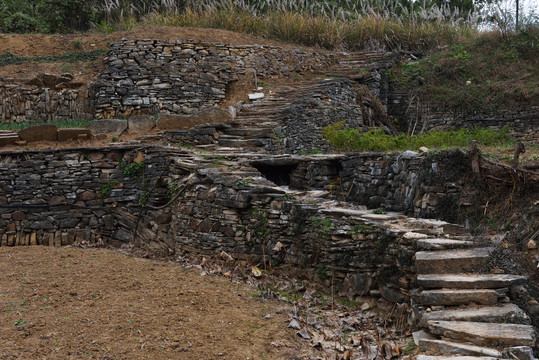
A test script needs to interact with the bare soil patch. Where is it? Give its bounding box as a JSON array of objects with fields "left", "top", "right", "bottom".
[{"left": 0, "top": 246, "right": 311, "bottom": 360}]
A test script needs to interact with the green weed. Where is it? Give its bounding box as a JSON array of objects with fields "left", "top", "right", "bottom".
[
  {"left": 99, "top": 180, "right": 120, "bottom": 198},
  {"left": 323, "top": 121, "right": 514, "bottom": 152}
]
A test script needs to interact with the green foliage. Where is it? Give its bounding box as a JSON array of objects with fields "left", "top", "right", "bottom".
[
  {"left": 311, "top": 216, "right": 335, "bottom": 238},
  {"left": 0, "top": 0, "right": 96, "bottom": 33},
  {"left": 390, "top": 29, "right": 539, "bottom": 110},
  {"left": 71, "top": 39, "right": 82, "bottom": 49},
  {"left": 120, "top": 160, "right": 145, "bottom": 179},
  {"left": 36, "top": 0, "right": 91, "bottom": 33},
  {"left": 4, "top": 11, "right": 38, "bottom": 33},
  {"left": 99, "top": 180, "right": 119, "bottom": 198},
  {"left": 281, "top": 194, "right": 296, "bottom": 201},
  {"left": 167, "top": 180, "right": 179, "bottom": 200},
  {"left": 0, "top": 49, "right": 107, "bottom": 67},
  {"left": 323, "top": 121, "right": 514, "bottom": 152}
]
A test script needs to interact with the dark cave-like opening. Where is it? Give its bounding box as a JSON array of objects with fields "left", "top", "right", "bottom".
[{"left": 252, "top": 163, "right": 297, "bottom": 186}]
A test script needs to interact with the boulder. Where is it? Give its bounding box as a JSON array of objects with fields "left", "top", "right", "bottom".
[
  {"left": 57, "top": 128, "right": 92, "bottom": 142},
  {"left": 156, "top": 107, "right": 233, "bottom": 130},
  {"left": 128, "top": 115, "right": 156, "bottom": 133},
  {"left": 41, "top": 73, "right": 58, "bottom": 88},
  {"left": 18, "top": 124, "right": 58, "bottom": 142},
  {"left": 89, "top": 119, "right": 128, "bottom": 137}
]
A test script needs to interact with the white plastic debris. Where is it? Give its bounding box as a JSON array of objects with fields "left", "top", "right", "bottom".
[{"left": 248, "top": 92, "right": 264, "bottom": 100}]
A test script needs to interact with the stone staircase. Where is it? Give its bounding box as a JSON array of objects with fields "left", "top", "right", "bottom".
[
  {"left": 208, "top": 51, "right": 400, "bottom": 152},
  {"left": 412, "top": 236, "right": 536, "bottom": 359}
]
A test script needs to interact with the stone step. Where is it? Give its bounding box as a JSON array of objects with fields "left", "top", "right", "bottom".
[
  {"left": 417, "top": 274, "right": 527, "bottom": 289},
  {"left": 428, "top": 320, "right": 536, "bottom": 347},
  {"left": 418, "top": 338, "right": 503, "bottom": 357},
  {"left": 419, "top": 289, "right": 504, "bottom": 306},
  {"left": 416, "top": 356, "right": 507, "bottom": 360},
  {"left": 217, "top": 138, "right": 266, "bottom": 147},
  {"left": 416, "top": 238, "right": 474, "bottom": 250},
  {"left": 419, "top": 303, "right": 530, "bottom": 325},
  {"left": 224, "top": 127, "right": 274, "bottom": 136},
  {"left": 416, "top": 248, "right": 494, "bottom": 274}
]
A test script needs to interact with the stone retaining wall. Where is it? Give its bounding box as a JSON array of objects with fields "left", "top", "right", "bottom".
[
  {"left": 0, "top": 146, "right": 476, "bottom": 301},
  {"left": 93, "top": 39, "right": 335, "bottom": 118},
  {"left": 0, "top": 146, "right": 175, "bottom": 247},
  {"left": 0, "top": 82, "right": 90, "bottom": 122},
  {"left": 387, "top": 91, "right": 538, "bottom": 139},
  {"left": 285, "top": 149, "right": 470, "bottom": 220}
]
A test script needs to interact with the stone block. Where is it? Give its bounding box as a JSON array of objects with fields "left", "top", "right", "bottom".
[
  {"left": 0, "top": 133, "right": 20, "bottom": 146},
  {"left": 57, "top": 128, "right": 92, "bottom": 141},
  {"left": 128, "top": 114, "right": 156, "bottom": 133},
  {"left": 89, "top": 119, "right": 128, "bottom": 136},
  {"left": 18, "top": 124, "right": 58, "bottom": 142},
  {"left": 156, "top": 107, "right": 233, "bottom": 130}
]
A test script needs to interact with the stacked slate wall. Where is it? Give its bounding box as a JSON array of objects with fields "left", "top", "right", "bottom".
[
  {"left": 0, "top": 146, "right": 177, "bottom": 247},
  {"left": 0, "top": 82, "right": 90, "bottom": 123},
  {"left": 93, "top": 39, "right": 336, "bottom": 118}
]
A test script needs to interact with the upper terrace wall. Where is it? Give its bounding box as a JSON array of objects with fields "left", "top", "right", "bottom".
[
  {"left": 0, "top": 82, "right": 90, "bottom": 122},
  {"left": 93, "top": 39, "right": 335, "bottom": 118}
]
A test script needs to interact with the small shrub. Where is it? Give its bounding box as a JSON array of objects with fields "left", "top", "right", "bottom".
[
  {"left": 99, "top": 180, "right": 119, "bottom": 198},
  {"left": 71, "top": 39, "right": 82, "bottom": 49},
  {"left": 120, "top": 160, "right": 145, "bottom": 179}
]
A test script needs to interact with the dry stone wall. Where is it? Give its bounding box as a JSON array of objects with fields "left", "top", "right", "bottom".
[
  {"left": 0, "top": 146, "right": 174, "bottom": 247},
  {"left": 93, "top": 39, "right": 336, "bottom": 118},
  {"left": 387, "top": 91, "right": 539, "bottom": 139},
  {"left": 0, "top": 82, "right": 90, "bottom": 122},
  {"left": 0, "top": 146, "right": 476, "bottom": 302},
  {"left": 283, "top": 149, "right": 470, "bottom": 220}
]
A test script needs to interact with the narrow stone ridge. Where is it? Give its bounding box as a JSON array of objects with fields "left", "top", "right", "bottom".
[
  {"left": 428, "top": 320, "right": 536, "bottom": 347},
  {"left": 415, "top": 238, "right": 474, "bottom": 250},
  {"left": 417, "top": 274, "right": 527, "bottom": 289},
  {"left": 412, "top": 229, "right": 535, "bottom": 358},
  {"left": 420, "top": 303, "right": 530, "bottom": 325},
  {"left": 417, "top": 339, "right": 504, "bottom": 357}
]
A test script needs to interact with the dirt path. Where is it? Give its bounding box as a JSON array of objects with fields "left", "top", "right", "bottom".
[{"left": 0, "top": 246, "right": 311, "bottom": 360}]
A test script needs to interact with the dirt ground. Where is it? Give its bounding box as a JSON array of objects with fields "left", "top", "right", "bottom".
[{"left": 0, "top": 246, "right": 313, "bottom": 360}]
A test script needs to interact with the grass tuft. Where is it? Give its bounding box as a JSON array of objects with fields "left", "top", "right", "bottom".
[{"left": 322, "top": 121, "right": 514, "bottom": 152}]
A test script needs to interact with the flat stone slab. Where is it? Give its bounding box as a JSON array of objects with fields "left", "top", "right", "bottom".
[
  {"left": 428, "top": 320, "right": 536, "bottom": 347},
  {"left": 157, "top": 107, "right": 233, "bottom": 130},
  {"left": 417, "top": 274, "right": 527, "bottom": 289},
  {"left": 419, "top": 289, "right": 500, "bottom": 306},
  {"left": 89, "top": 119, "right": 128, "bottom": 136},
  {"left": 128, "top": 114, "right": 156, "bottom": 133},
  {"left": 18, "top": 124, "right": 58, "bottom": 141},
  {"left": 420, "top": 303, "right": 530, "bottom": 325},
  {"left": 404, "top": 232, "right": 430, "bottom": 240},
  {"left": 416, "top": 238, "right": 474, "bottom": 250},
  {"left": 416, "top": 248, "right": 494, "bottom": 274},
  {"left": 418, "top": 338, "right": 503, "bottom": 357}
]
